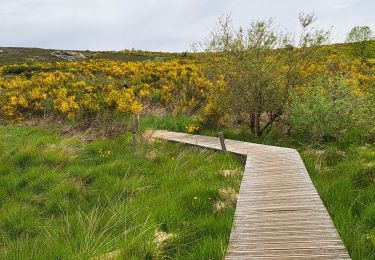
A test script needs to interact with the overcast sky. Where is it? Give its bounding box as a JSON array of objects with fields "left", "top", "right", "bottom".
[{"left": 0, "top": 0, "right": 374, "bottom": 52}]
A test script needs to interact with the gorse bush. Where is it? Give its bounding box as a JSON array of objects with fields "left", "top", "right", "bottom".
[
  {"left": 286, "top": 76, "right": 374, "bottom": 141},
  {"left": 0, "top": 60, "right": 220, "bottom": 122}
]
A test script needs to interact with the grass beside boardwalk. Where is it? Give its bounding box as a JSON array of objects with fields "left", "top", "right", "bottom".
[
  {"left": 143, "top": 115, "right": 375, "bottom": 259},
  {"left": 0, "top": 125, "right": 243, "bottom": 259},
  {"left": 303, "top": 144, "right": 375, "bottom": 260}
]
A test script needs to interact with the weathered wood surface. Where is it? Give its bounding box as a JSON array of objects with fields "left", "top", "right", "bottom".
[{"left": 151, "top": 130, "right": 350, "bottom": 259}]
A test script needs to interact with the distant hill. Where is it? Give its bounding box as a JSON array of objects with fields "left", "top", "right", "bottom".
[
  {"left": 1, "top": 42, "right": 374, "bottom": 65},
  {"left": 0, "top": 47, "right": 191, "bottom": 65}
]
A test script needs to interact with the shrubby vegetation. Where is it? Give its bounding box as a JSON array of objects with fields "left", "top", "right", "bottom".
[
  {"left": 286, "top": 76, "right": 374, "bottom": 141},
  {"left": 194, "top": 13, "right": 374, "bottom": 140},
  {"left": 0, "top": 60, "right": 217, "bottom": 121},
  {"left": 195, "top": 13, "right": 330, "bottom": 136},
  {"left": 1, "top": 16, "right": 374, "bottom": 141}
]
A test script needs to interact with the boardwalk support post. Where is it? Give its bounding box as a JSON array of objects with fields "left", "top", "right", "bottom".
[{"left": 219, "top": 132, "right": 227, "bottom": 152}]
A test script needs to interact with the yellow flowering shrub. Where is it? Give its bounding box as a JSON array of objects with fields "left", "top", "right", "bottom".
[
  {"left": 0, "top": 59, "right": 213, "bottom": 121},
  {"left": 0, "top": 52, "right": 373, "bottom": 126},
  {"left": 185, "top": 124, "right": 200, "bottom": 133},
  {"left": 198, "top": 75, "right": 230, "bottom": 127}
]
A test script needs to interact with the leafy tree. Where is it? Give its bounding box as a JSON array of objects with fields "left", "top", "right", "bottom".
[
  {"left": 346, "top": 26, "right": 375, "bottom": 61},
  {"left": 196, "top": 13, "right": 329, "bottom": 136}
]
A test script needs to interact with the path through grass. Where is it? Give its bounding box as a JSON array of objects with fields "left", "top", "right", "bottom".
[{"left": 142, "top": 115, "right": 375, "bottom": 259}]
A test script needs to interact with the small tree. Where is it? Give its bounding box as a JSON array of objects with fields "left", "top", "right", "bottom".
[
  {"left": 196, "top": 13, "right": 329, "bottom": 136},
  {"left": 346, "top": 26, "right": 374, "bottom": 62}
]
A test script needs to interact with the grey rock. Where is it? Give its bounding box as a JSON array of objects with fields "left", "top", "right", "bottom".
[{"left": 51, "top": 50, "right": 87, "bottom": 61}]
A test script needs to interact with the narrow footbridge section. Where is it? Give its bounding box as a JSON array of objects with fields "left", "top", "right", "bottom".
[{"left": 152, "top": 130, "right": 350, "bottom": 259}]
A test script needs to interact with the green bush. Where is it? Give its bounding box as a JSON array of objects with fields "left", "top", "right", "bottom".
[
  {"left": 2, "top": 64, "right": 57, "bottom": 75},
  {"left": 286, "top": 76, "right": 374, "bottom": 142}
]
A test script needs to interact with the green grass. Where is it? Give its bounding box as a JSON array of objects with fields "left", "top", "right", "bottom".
[
  {"left": 0, "top": 125, "right": 243, "bottom": 259},
  {"left": 303, "top": 144, "right": 375, "bottom": 259},
  {"left": 142, "top": 114, "right": 375, "bottom": 259},
  {"left": 1, "top": 114, "right": 374, "bottom": 259}
]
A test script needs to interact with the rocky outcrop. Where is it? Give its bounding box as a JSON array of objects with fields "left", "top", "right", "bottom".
[{"left": 51, "top": 50, "right": 87, "bottom": 61}]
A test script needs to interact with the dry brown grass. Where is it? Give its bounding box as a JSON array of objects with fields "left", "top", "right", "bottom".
[
  {"left": 219, "top": 168, "right": 241, "bottom": 178},
  {"left": 214, "top": 187, "right": 237, "bottom": 212}
]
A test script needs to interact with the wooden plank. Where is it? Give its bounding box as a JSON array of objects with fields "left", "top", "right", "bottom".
[{"left": 151, "top": 130, "right": 351, "bottom": 259}]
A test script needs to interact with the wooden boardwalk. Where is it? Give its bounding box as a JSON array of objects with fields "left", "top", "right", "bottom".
[{"left": 151, "top": 130, "right": 350, "bottom": 259}]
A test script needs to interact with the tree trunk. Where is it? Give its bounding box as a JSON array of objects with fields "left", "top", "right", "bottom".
[
  {"left": 254, "top": 113, "right": 261, "bottom": 137},
  {"left": 249, "top": 113, "right": 261, "bottom": 136},
  {"left": 249, "top": 113, "right": 255, "bottom": 134},
  {"left": 250, "top": 110, "right": 283, "bottom": 137}
]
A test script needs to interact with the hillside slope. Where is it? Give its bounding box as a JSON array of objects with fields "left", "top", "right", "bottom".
[{"left": 0, "top": 47, "right": 190, "bottom": 65}]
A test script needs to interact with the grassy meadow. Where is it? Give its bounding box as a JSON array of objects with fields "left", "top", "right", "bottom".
[
  {"left": 304, "top": 142, "right": 375, "bottom": 259},
  {"left": 0, "top": 124, "right": 243, "bottom": 259}
]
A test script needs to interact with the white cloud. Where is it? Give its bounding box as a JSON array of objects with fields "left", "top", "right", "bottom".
[{"left": 0, "top": 0, "right": 373, "bottom": 51}]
